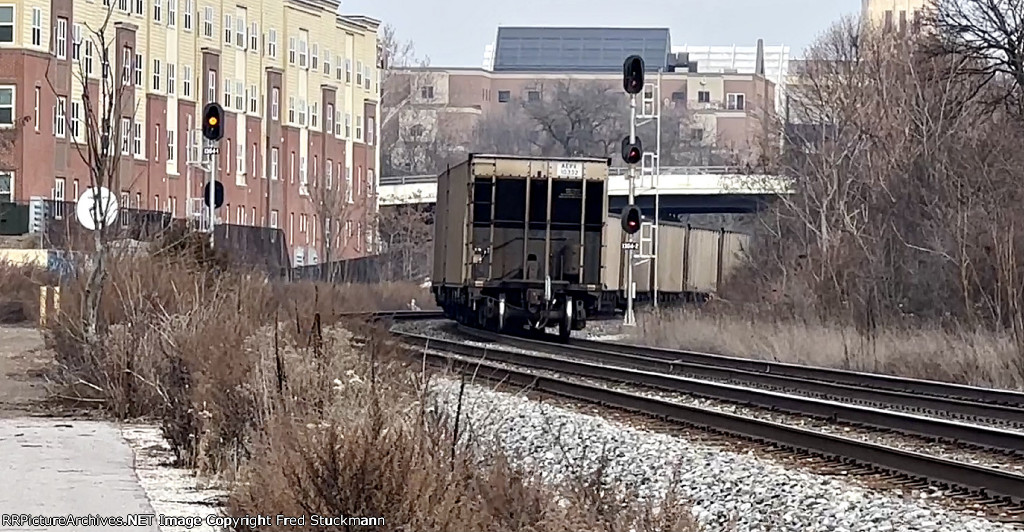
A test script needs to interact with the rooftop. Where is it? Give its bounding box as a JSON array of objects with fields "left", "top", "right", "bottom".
[{"left": 492, "top": 26, "right": 672, "bottom": 72}]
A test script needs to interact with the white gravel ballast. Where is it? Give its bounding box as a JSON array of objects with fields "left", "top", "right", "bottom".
[{"left": 431, "top": 378, "right": 1023, "bottom": 532}]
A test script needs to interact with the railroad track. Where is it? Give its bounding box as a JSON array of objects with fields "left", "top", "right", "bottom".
[
  {"left": 459, "top": 327, "right": 1024, "bottom": 432},
  {"left": 337, "top": 309, "right": 443, "bottom": 321},
  {"left": 392, "top": 328, "right": 1024, "bottom": 509}
]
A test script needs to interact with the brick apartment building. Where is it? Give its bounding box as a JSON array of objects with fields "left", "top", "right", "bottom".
[
  {"left": 386, "top": 27, "right": 776, "bottom": 172},
  {"left": 0, "top": 0, "right": 381, "bottom": 265}
]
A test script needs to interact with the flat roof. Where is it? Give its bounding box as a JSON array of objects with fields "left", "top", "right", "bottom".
[{"left": 492, "top": 27, "right": 672, "bottom": 73}]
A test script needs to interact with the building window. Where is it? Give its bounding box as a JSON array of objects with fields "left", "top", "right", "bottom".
[
  {"left": 270, "top": 210, "right": 278, "bottom": 229},
  {"left": 288, "top": 97, "right": 295, "bottom": 123},
  {"left": 271, "top": 88, "right": 279, "bottom": 120},
  {"left": 53, "top": 179, "right": 65, "bottom": 219},
  {"left": 366, "top": 117, "right": 374, "bottom": 145},
  {"left": 527, "top": 90, "right": 540, "bottom": 102},
  {"left": 152, "top": 58, "right": 162, "bottom": 91},
  {"left": 251, "top": 143, "right": 258, "bottom": 178},
  {"left": 345, "top": 59, "right": 352, "bottom": 83},
  {"left": 267, "top": 28, "right": 277, "bottom": 58},
  {"left": 134, "top": 53, "right": 143, "bottom": 85},
  {"left": 364, "top": 66, "right": 371, "bottom": 90},
  {"left": 167, "top": 63, "right": 176, "bottom": 95},
  {"left": 223, "top": 78, "right": 231, "bottom": 107},
  {"left": 31, "top": 8, "right": 42, "bottom": 46},
  {"left": 224, "top": 139, "right": 231, "bottom": 173},
  {"left": 33, "top": 87, "right": 39, "bottom": 131},
  {"left": 335, "top": 111, "right": 342, "bottom": 136},
  {"left": 70, "top": 100, "right": 81, "bottom": 139},
  {"left": 323, "top": 50, "right": 331, "bottom": 76},
  {"left": 727, "top": 93, "right": 745, "bottom": 110},
  {"left": 289, "top": 151, "right": 295, "bottom": 182},
  {"left": 0, "top": 87, "right": 14, "bottom": 126},
  {"left": 120, "top": 117, "right": 131, "bottom": 154},
  {"left": 121, "top": 46, "right": 132, "bottom": 85},
  {"left": 2, "top": 172, "right": 16, "bottom": 202},
  {"left": 84, "top": 41, "right": 93, "bottom": 75},
  {"left": 236, "top": 141, "right": 245, "bottom": 176},
  {"left": 167, "top": 0, "right": 176, "bottom": 27},
  {"left": 356, "top": 60, "right": 363, "bottom": 86},
  {"left": 167, "top": 129, "right": 176, "bottom": 162},
  {"left": 153, "top": 0, "right": 162, "bottom": 22},
  {"left": 54, "top": 97, "right": 66, "bottom": 138},
  {"left": 0, "top": 6, "right": 13, "bottom": 44},
  {"left": 248, "top": 84, "right": 257, "bottom": 114},
  {"left": 497, "top": 90, "right": 510, "bottom": 103},
  {"left": 270, "top": 147, "right": 278, "bottom": 180},
  {"left": 355, "top": 115, "right": 362, "bottom": 140},
  {"left": 223, "top": 14, "right": 232, "bottom": 44},
  {"left": 325, "top": 159, "right": 333, "bottom": 189},
  {"left": 310, "top": 102, "right": 318, "bottom": 129},
  {"left": 152, "top": 123, "right": 160, "bottom": 161},
  {"left": 183, "top": 0, "right": 192, "bottom": 30},
  {"left": 202, "top": 6, "right": 213, "bottom": 38},
  {"left": 288, "top": 36, "right": 296, "bottom": 64},
  {"left": 234, "top": 9, "right": 244, "bottom": 49},
  {"left": 72, "top": 24, "right": 81, "bottom": 61},
  {"left": 55, "top": 18, "right": 67, "bottom": 60},
  {"left": 234, "top": 80, "right": 243, "bottom": 110},
  {"left": 134, "top": 0, "right": 143, "bottom": 16},
  {"left": 697, "top": 90, "right": 710, "bottom": 103},
  {"left": 420, "top": 86, "right": 434, "bottom": 99},
  {"left": 298, "top": 31, "right": 308, "bottom": 68},
  {"left": 345, "top": 166, "right": 352, "bottom": 203},
  {"left": 326, "top": 104, "right": 334, "bottom": 132},
  {"left": 249, "top": 22, "right": 258, "bottom": 52},
  {"left": 691, "top": 128, "right": 704, "bottom": 141},
  {"left": 311, "top": 43, "right": 319, "bottom": 70},
  {"left": 183, "top": 65, "right": 192, "bottom": 97},
  {"left": 133, "top": 121, "right": 143, "bottom": 156},
  {"left": 299, "top": 155, "right": 307, "bottom": 185},
  {"left": 207, "top": 70, "right": 216, "bottom": 102}
]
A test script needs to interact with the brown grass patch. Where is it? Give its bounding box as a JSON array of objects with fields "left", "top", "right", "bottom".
[
  {"left": 632, "top": 305, "right": 1024, "bottom": 390},
  {"left": 0, "top": 260, "right": 54, "bottom": 324}
]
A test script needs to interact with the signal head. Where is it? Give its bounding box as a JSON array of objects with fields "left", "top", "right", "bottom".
[
  {"left": 621, "top": 204, "right": 642, "bottom": 235},
  {"left": 621, "top": 136, "right": 643, "bottom": 165},
  {"left": 622, "top": 55, "right": 645, "bottom": 95},
  {"left": 202, "top": 102, "right": 224, "bottom": 141}
]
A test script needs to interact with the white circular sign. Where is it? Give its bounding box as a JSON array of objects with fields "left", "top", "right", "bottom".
[{"left": 76, "top": 186, "right": 119, "bottom": 230}]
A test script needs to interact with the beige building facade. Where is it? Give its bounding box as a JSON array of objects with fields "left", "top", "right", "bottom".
[
  {"left": 0, "top": 0, "right": 381, "bottom": 264},
  {"left": 388, "top": 66, "right": 775, "bottom": 170},
  {"left": 862, "top": 0, "right": 928, "bottom": 30}
]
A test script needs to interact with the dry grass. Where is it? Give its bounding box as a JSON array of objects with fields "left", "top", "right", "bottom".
[
  {"left": 0, "top": 260, "right": 54, "bottom": 324},
  {"left": 633, "top": 305, "right": 1024, "bottom": 390},
  {"left": 43, "top": 241, "right": 697, "bottom": 531}
]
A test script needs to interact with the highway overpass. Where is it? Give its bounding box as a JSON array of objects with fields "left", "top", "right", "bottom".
[{"left": 379, "top": 166, "right": 793, "bottom": 217}]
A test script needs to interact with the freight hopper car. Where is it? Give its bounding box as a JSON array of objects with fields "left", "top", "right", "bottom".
[
  {"left": 604, "top": 214, "right": 751, "bottom": 305},
  {"left": 432, "top": 154, "right": 612, "bottom": 340}
]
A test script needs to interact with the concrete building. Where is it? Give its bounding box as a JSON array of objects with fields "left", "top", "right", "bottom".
[
  {"left": 391, "top": 27, "right": 775, "bottom": 174},
  {"left": 862, "top": 0, "right": 928, "bottom": 30},
  {"left": 0, "top": 0, "right": 381, "bottom": 264}
]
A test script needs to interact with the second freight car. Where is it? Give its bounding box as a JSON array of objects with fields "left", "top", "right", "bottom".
[{"left": 431, "top": 154, "right": 613, "bottom": 340}]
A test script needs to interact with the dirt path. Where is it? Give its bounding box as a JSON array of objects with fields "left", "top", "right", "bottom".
[{"left": 0, "top": 325, "right": 49, "bottom": 416}]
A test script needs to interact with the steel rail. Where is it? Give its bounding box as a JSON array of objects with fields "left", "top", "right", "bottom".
[
  {"left": 398, "top": 333, "right": 1024, "bottom": 503},
  {"left": 421, "top": 331, "right": 1024, "bottom": 452},
  {"left": 459, "top": 327, "right": 1024, "bottom": 425},
  {"left": 338, "top": 310, "right": 444, "bottom": 320},
  {"left": 567, "top": 336, "right": 1024, "bottom": 407}
]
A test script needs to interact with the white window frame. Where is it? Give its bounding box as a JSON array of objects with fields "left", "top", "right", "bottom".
[
  {"left": 248, "top": 84, "right": 257, "bottom": 114},
  {"left": 121, "top": 46, "right": 132, "bottom": 85},
  {"left": 202, "top": 6, "right": 213, "bottom": 38},
  {"left": 120, "top": 117, "right": 131, "bottom": 155},
  {"left": 311, "top": 43, "right": 318, "bottom": 70},
  {"left": 223, "top": 14, "right": 232, "bottom": 45},
  {"left": 134, "top": 0, "right": 144, "bottom": 16},
  {"left": 31, "top": 8, "right": 41, "bottom": 47},
  {"left": 727, "top": 93, "right": 745, "bottom": 111},
  {"left": 166, "top": 128, "right": 176, "bottom": 163},
  {"left": 55, "top": 18, "right": 67, "bottom": 60},
  {"left": 288, "top": 36, "right": 296, "bottom": 64},
  {"left": 249, "top": 21, "right": 258, "bottom": 52},
  {"left": 133, "top": 121, "right": 143, "bottom": 157},
  {"left": 153, "top": 0, "right": 162, "bottom": 22},
  {"left": 356, "top": 60, "right": 363, "bottom": 86},
  {"left": 183, "top": 65, "right": 192, "bottom": 97},
  {"left": 0, "top": 6, "right": 13, "bottom": 45},
  {"left": 134, "top": 52, "right": 143, "bottom": 86},
  {"left": 167, "top": 63, "right": 176, "bottom": 95},
  {"left": 234, "top": 80, "right": 243, "bottom": 110},
  {"left": 70, "top": 99, "right": 80, "bottom": 140},
  {"left": 298, "top": 31, "right": 308, "bottom": 68},
  {"left": 233, "top": 9, "right": 244, "bottom": 49},
  {"left": 1, "top": 172, "right": 16, "bottom": 203},
  {"left": 236, "top": 141, "right": 245, "bottom": 177},
  {"left": 54, "top": 97, "right": 66, "bottom": 138},
  {"left": 271, "top": 88, "right": 279, "bottom": 120},
  {"left": 167, "top": 0, "right": 176, "bottom": 27},
  {"left": 152, "top": 58, "right": 162, "bottom": 91},
  {"left": 84, "top": 41, "right": 93, "bottom": 76},
  {"left": 183, "top": 0, "right": 192, "bottom": 31},
  {"left": 207, "top": 69, "right": 216, "bottom": 103},
  {"left": 288, "top": 96, "right": 295, "bottom": 123},
  {"left": 270, "top": 147, "right": 279, "bottom": 180},
  {"left": 0, "top": 86, "right": 15, "bottom": 127},
  {"left": 310, "top": 102, "right": 318, "bottom": 129},
  {"left": 267, "top": 28, "right": 277, "bottom": 58},
  {"left": 269, "top": 210, "right": 278, "bottom": 229},
  {"left": 72, "top": 24, "right": 81, "bottom": 61},
  {"left": 345, "top": 59, "right": 352, "bottom": 83},
  {"left": 33, "top": 87, "right": 39, "bottom": 131}
]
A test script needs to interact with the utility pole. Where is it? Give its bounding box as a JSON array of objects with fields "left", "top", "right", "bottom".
[{"left": 621, "top": 55, "right": 645, "bottom": 326}]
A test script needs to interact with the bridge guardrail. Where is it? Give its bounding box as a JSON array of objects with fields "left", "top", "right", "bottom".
[{"left": 381, "top": 166, "right": 751, "bottom": 185}]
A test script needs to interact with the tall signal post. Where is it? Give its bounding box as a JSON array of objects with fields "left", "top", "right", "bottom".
[
  {"left": 199, "top": 103, "right": 224, "bottom": 248},
  {"left": 621, "top": 55, "right": 645, "bottom": 326}
]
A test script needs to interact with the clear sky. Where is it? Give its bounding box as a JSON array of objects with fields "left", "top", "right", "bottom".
[{"left": 339, "top": 0, "right": 863, "bottom": 66}]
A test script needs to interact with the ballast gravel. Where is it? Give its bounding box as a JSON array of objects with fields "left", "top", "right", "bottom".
[{"left": 430, "top": 378, "right": 1024, "bottom": 532}]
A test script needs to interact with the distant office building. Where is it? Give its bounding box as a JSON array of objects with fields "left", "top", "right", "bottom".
[
  {"left": 672, "top": 43, "right": 790, "bottom": 111},
  {"left": 862, "top": 0, "right": 928, "bottom": 31}
]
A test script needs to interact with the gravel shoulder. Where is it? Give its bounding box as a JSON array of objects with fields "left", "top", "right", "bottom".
[{"left": 0, "top": 325, "right": 49, "bottom": 416}]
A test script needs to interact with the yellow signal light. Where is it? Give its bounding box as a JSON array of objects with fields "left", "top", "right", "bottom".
[{"left": 208, "top": 117, "right": 218, "bottom": 126}]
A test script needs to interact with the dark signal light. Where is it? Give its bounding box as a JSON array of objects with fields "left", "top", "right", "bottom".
[
  {"left": 622, "top": 205, "right": 642, "bottom": 235},
  {"left": 202, "top": 102, "right": 224, "bottom": 141},
  {"left": 623, "top": 55, "right": 645, "bottom": 95},
  {"left": 621, "top": 136, "right": 643, "bottom": 165}
]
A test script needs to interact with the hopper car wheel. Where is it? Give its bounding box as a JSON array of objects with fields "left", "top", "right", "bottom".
[{"left": 558, "top": 314, "right": 571, "bottom": 342}]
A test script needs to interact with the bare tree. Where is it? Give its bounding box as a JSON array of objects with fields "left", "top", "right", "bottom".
[
  {"left": 46, "top": 4, "right": 141, "bottom": 342},
  {"left": 521, "top": 81, "right": 625, "bottom": 157},
  {"left": 376, "top": 198, "right": 432, "bottom": 281}
]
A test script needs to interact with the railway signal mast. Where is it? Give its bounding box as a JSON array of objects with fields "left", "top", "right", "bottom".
[
  {"left": 621, "top": 55, "right": 645, "bottom": 326},
  {"left": 191, "top": 102, "right": 224, "bottom": 248}
]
